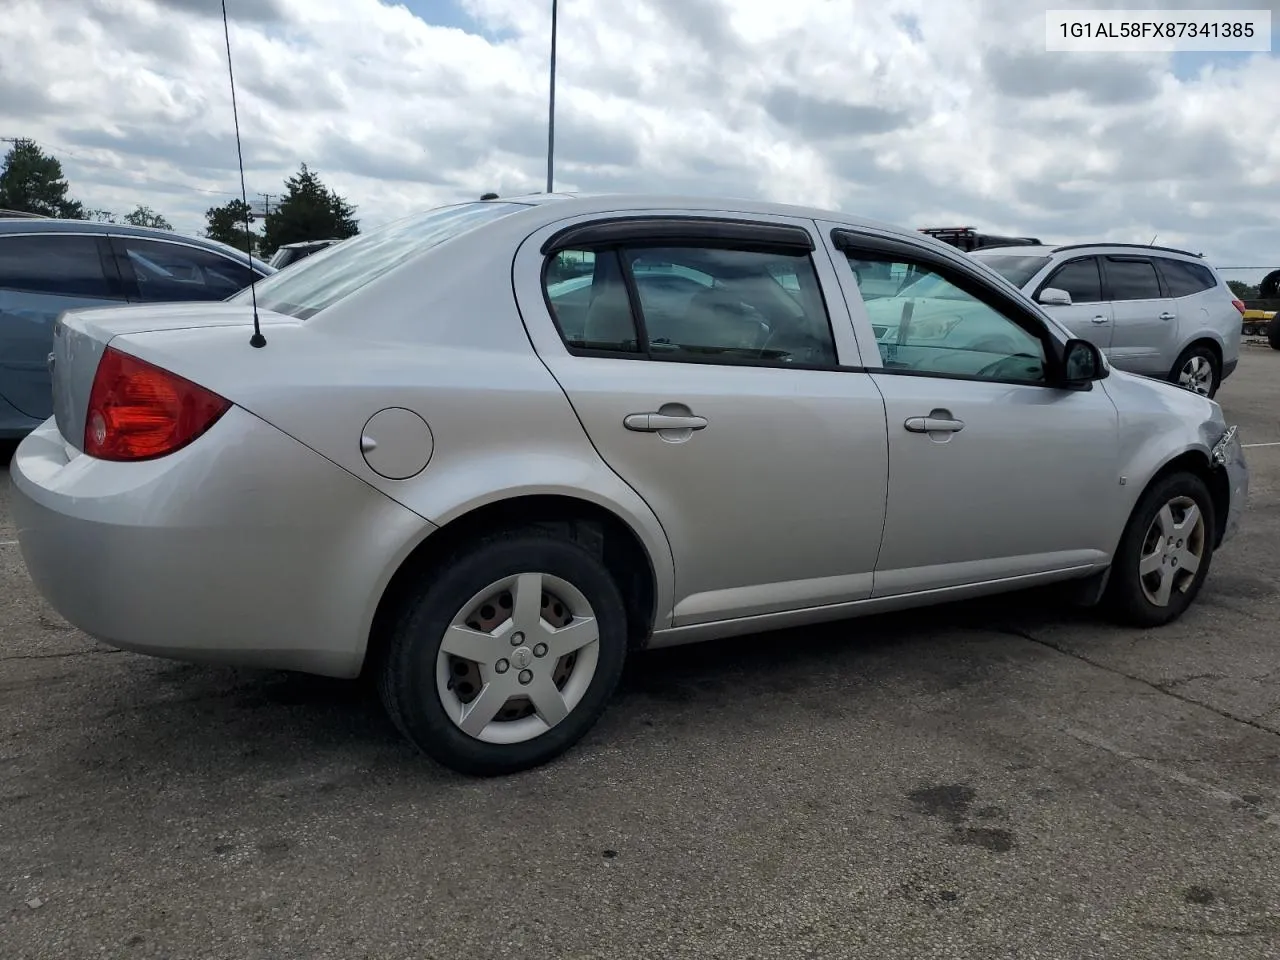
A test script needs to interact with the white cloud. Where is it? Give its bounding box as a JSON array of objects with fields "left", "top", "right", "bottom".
[{"left": 1, "top": 0, "right": 1277, "bottom": 278}]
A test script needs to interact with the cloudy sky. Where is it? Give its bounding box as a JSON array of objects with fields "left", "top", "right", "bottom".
[{"left": 2, "top": 0, "right": 1278, "bottom": 280}]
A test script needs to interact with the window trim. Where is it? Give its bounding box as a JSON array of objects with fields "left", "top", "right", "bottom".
[
  {"left": 540, "top": 228, "right": 850, "bottom": 372},
  {"left": 0, "top": 232, "right": 127, "bottom": 301},
  {"left": 1099, "top": 254, "right": 1166, "bottom": 302},
  {"left": 831, "top": 228, "right": 1082, "bottom": 389},
  {"left": 109, "top": 235, "right": 263, "bottom": 302},
  {"left": 1034, "top": 255, "right": 1103, "bottom": 305},
  {"left": 541, "top": 216, "right": 816, "bottom": 257}
]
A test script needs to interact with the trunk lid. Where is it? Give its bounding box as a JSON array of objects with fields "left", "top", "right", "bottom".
[{"left": 51, "top": 303, "right": 294, "bottom": 451}]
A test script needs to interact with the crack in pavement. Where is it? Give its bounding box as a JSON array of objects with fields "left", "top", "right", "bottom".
[
  {"left": 0, "top": 647, "right": 124, "bottom": 663},
  {"left": 999, "top": 624, "right": 1280, "bottom": 739}
]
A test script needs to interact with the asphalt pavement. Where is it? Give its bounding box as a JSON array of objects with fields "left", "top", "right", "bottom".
[{"left": 2, "top": 347, "right": 1278, "bottom": 960}]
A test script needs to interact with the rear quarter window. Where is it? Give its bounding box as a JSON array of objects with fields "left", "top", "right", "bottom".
[
  {"left": 235, "top": 201, "right": 524, "bottom": 320},
  {"left": 1155, "top": 257, "right": 1218, "bottom": 298}
]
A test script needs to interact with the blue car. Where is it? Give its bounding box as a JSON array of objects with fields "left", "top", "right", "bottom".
[{"left": 0, "top": 218, "right": 274, "bottom": 439}]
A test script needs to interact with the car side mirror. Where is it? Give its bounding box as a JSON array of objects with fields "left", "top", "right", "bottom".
[
  {"left": 1038, "top": 287, "right": 1072, "bottom": 307},
  {"left": 1062, "top": 338, "right": 1106, "bottom": 387}
]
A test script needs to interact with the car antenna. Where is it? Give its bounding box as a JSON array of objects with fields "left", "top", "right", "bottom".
[
  {"left": 1148, "top": 234, "right": 1158, "bottom": 246},
  {"left": 221, "top": 0, "right": 265, "bottom": 349}
]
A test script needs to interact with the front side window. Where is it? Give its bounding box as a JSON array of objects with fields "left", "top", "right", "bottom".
[
  {"left": 1104, "top": 257, "right": 1162, "bottom": 301},
  {"left": 117, "top": 238, "right": 257, "bottom": 302},
  {"left": 0, "top": 234, "right": 118, "bottom": 299},
  {"left": 848, "top": 252, "right": 1047, "bottom": 384},
  {"left": 544, "top": 242, "right": 838, "bottom": 367},
  {"left": 1044, "top": 257, "right": 1102, "bottom": 304}
]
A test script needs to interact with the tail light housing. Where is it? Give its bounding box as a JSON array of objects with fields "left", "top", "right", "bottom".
[
  {"left": 84, "top": 346, "right": 231, "bottom": 461},
  {"left": 1231, "top": 299, "right": 1246, "bottom": 316}
]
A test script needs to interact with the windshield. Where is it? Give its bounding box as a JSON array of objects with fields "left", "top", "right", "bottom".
[
  {"left": 231, "top": 201, "right": 525, "bottom": 319},
  {"left": 971, "top": 254, "right": 1051, "bottom": 288}
]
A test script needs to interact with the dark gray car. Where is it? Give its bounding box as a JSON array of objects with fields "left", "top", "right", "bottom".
[{"left": 0, "top": 219, "right": 273, "bottom": 439}]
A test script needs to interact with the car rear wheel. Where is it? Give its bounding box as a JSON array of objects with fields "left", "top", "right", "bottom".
[
  {"left": 1103, "top": 472, "right": 1215, "bottom": 627},
  {"left": 1170, "top": 344, "right": 1221, "bottom": 398},
  {"left": 378, "top": 529, "right": 628, "bottom": 776}
]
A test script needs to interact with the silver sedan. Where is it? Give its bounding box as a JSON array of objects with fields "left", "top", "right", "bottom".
[{"left": 10, "top": 194, "right": 1249, "bottom": 776}]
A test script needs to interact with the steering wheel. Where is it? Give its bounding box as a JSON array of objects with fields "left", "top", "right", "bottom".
[{"left": 973, "top": 352, "right": 1042, "bottom": 380}]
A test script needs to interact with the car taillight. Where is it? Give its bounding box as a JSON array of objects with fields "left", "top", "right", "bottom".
[
  {"left": 1232, "top": 299, "right": 1246, "bottom": 315},
  {"left": 84, "top": 346, "right": 231, "bottom": 461}
]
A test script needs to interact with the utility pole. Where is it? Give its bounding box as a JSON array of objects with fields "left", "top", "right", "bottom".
[
  {"left": 546, "top": 0, "right": 558, "bottom": 194},
  {"left": 257, "top": 192, "right": 274, "bottom": 220}
]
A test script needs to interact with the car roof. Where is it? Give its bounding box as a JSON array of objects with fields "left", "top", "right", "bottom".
[
  {"left": 0, "top": 217, "right": 275, "bottom": 273},
  {"left": 976, "top": 241, "right": 1205, "bottom": 261}
]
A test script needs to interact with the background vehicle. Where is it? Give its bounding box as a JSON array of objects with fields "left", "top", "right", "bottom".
[
  {"left": 972, "top": 242, "right": 1242, "bottom": 397},
  {"left": 1240, "top": 268, "right": 1280, "bottom": 350},
  {"left": 919, "top": 226, "right": 1043, "bottom": 252},
  {"left": 11, "top": 195, "right": 1246, "bottom": 777},
  {"left": 268, "top": 238, "right": 341, "bottom": 269},
  {"left": 0, "top": 219, "right": 273, "bottom": 439}
]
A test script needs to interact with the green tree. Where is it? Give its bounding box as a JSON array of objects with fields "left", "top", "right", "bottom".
[
  {"left": 123, "top": 204, "right": 172, "bottom": 230},
  {"left": 0, "top": 138, "right": 85, "bottom": 218},
  {"left": 203, "top": 198, "right": 259, "bottom": 255},
  {"left": 1227, "top": 280, "right": 1258, "bottom": 300},
  {"left": 84, "top": 208, "right": 118, "bottom": 223},
  {"left": 261, "top": 163, "right": 358, "bottom": 256}
]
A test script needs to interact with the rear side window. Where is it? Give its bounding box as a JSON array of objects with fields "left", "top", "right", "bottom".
[
  {"left": 1043, "top": 257, "right": 1102, "bottom": 303},
  {"left": 116, "top": 237, "right": 257, "bottom": 302},
  {"left": 0, "top": 234, "right": 118, "bottom": 299},
  {"left": 1104, "top": 257, "right": 1162, "bottom": 301},
  {"left": 236, "top": 201, "right": 525, "bottom": 320},
  {"left": 1155, "top": 257, "right": 1217, "bottom": 298},
  {"left": 544, "top": 243, "right": 838, "bottom": 367}
]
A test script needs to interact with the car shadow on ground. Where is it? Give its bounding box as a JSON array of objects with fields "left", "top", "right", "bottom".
[{"left": 50, "top": 586, "right": 1089, "bottom": 787}]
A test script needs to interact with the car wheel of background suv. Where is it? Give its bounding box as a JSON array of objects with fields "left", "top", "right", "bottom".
[{"left": 1170, "top": 343, "right": 1221, "bottom": 398}]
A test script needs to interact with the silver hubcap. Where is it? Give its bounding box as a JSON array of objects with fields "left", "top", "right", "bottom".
[
  {"left": 1139, "top": 496, "right": 1206, "bottom": 607},
  {"left": 1177, "top": 356, "right": 1213, "bottom": 396},
  {"left": 436, "top": 572, "right": 600, "bottom": 744}
]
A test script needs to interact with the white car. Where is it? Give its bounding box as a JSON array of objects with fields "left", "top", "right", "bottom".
[{"left": 11, "top": 194, "right": 1249, "bottom": 775}]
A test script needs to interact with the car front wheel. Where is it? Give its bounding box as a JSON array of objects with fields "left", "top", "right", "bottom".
[
  {"left": 1104, "top": 472, "right": 1216, "bottom": 627},
  {"left": 378, "top": 529, "right": 629, "bottom": 776}
]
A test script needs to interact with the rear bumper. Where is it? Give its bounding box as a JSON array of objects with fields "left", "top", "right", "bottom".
[{"left": 10, "top": 409, "right": 434, "bottom": 678}]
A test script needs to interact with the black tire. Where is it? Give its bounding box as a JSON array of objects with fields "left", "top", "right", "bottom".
[
  {"left": 378, "top": 528, "right": 629, "bottom": 776},
  {"left": 1103, "top": 472, "right": 1216, "bottom": 627},
  {"left": 1269, "top": 314, "right": 1280, "bottom": 351},
  {"left": 1169, "top": 343, "right": 1221, "bottom": 398}
]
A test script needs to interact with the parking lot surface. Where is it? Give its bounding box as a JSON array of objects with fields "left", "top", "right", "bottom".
[{"left": 2, "top": 349, "right": 1278, "bottom": 960}]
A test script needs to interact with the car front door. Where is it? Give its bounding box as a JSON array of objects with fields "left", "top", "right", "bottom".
[
  {"left": 820, "top": 224, "right": 1121, "bottom": 596},
  {"left": 513, "top": 214, "right": 889, "bottom": 628},
  {"left": 0, "top": 233, "right": 124, "bottom": 423},
  {"left": 1100, "top": 255, "right": 1178, "bottom": 375},
  {"left": 1033, "top": 256, "right": 1115, "bottom": 352}
]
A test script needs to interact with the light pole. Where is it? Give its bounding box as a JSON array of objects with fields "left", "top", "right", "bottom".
[{"left": 546, "top": 0, "right": 558, "bottom": 194}]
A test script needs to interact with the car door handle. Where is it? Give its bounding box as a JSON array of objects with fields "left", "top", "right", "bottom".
[
  {"left": 1090, "top": 315, "right": 1109, "bottom": 324},
  {"left": 624, "top": 413, "right": 708, "bottom": 432},
  {"left": 1159, "top": 312, "right": 1175, "bottom": 321},
  {"left": 904, "top": 416, "right": 964, "bottom": 434}
]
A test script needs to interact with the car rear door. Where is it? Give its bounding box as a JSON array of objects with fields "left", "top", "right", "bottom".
[
  {"left": 0, "top": 232, "right": 124, "bottom": 422},
  {"left": 1033, "top": 256, "right": 1115, "bottom": 352},
  {"left": 820, "top": 223, "right": 1121, "bottom": 596},
  {"left": 109, "top": 235, "right": 260, "bottom": 302},
  {"left": 1100, "top": 255, "right": 1178, "bottom": 375},
  {"left": 513, "top": 212, "right": 889, "bottom": 628}
]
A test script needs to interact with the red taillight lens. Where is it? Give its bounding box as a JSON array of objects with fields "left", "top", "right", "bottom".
[
  {"left": 84, "top": 346, "right": 231, "bottom": 461},
  {"left": 1232, "top": 299, "right": 1246, "bottom": 316}
]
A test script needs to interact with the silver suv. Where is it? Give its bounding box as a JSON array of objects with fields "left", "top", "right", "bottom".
[{"left": 972, "top": 243, "right": 1242, "bottom": 398}]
